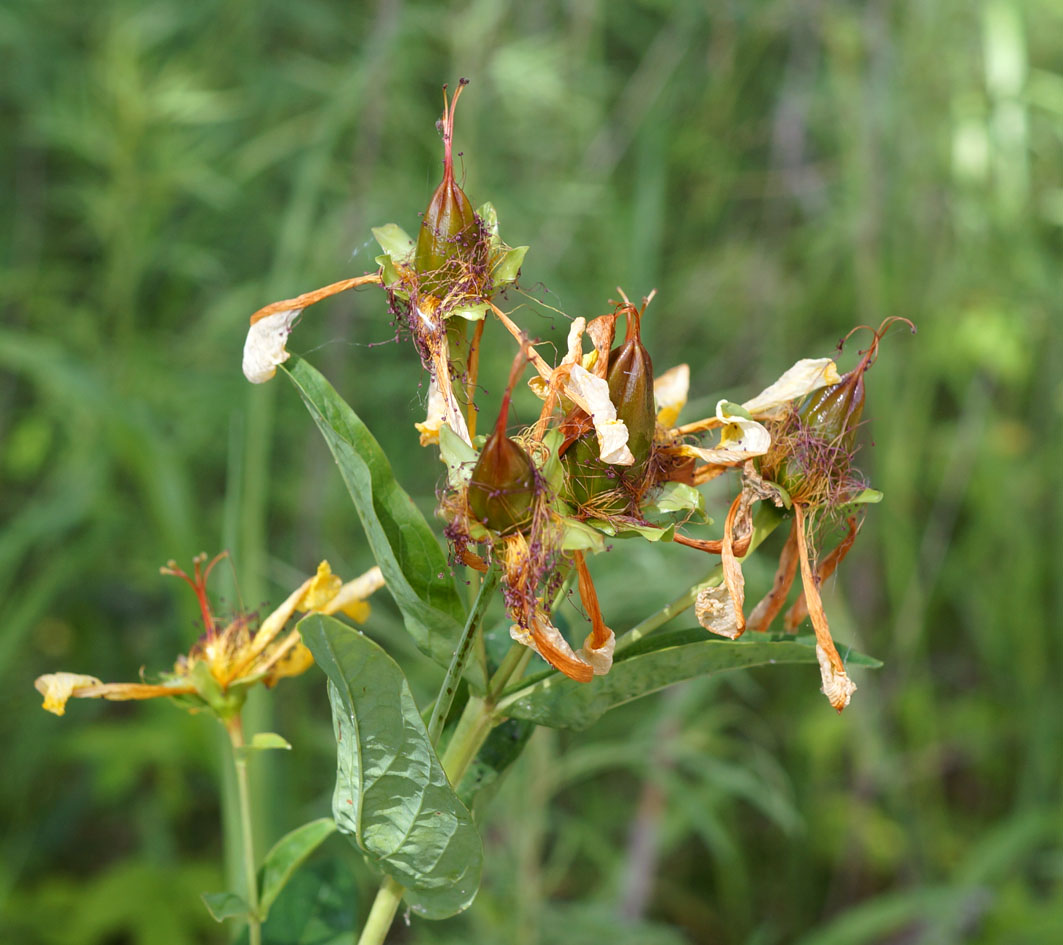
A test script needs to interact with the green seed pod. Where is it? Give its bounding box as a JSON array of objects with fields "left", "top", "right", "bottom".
[
  {"left": 415, "top": 79, "right": 485, "bottom": 296},
  {"left": 467, "top": 350, "right": 536, "bottom": 534}
]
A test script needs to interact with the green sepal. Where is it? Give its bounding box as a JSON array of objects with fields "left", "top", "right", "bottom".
[
  {"left": 439, "top": 422, "right": 478, "bottom": 489},
  {"left": 372, "top": 223, "right": 416, "bottom": 262}
]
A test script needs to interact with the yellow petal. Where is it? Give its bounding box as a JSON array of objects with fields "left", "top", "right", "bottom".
[
  {"left": 300, "top": 561, "right": 343, "bottom": 611},
  {"left": 741, "top": 358, "right": 840, "bottom": 417},
  {"left": 34, "top": 673, "right": 103, "bottom": 716},
  {"left": 678, "top": 400, "right": 771, "bottom": 465},
  {"left": 265, "top": 641, "right": 316, "bottom": 686},
  {"left": 321, "top": 566, "right": 385, "bottom": 621},
  {"left": 242, "top": 309, "right": 302, "bottom": 384},
  {"left": 414, "top": 377, "right": 447, "bottom": 446},
  {"left": 654, "top": 364, "right": 689, "bottom": 428}
]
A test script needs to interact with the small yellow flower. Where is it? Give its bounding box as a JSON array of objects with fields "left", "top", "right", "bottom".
[{"left": 34, "top": 554, "right": 385, "bottom": 718}]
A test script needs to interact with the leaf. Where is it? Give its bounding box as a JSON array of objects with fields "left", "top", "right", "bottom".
[
  {"left": 560, "top": 517, "right": 607, "bottom": 553},
  {"left": 847, "top": 488, "right": 884, "bottom": 505},
  {"left": 448, "top": 301, "right": 490, "bottom": 322},
  {"left": 492, "top": 245, "right": 528, "bottom": 286},
  {"left": 238, "top": 858, "right": 357, "bottom": 945},
  {"left": 371, "top": 223, "right": 415, "bottom": 262},
  {"left": 236, "top": 732, "right": 292, "bottom": 758},
  {"left": 456, "top": 717, "right": 534, "bottom": 818},
  {"left": 719, "top": 400, "right": 754, "bottom": 421},
  {"left": 282, "top": 358, "right": 466, "bottom": 670},
  {"left": 201, "top": 891, "right": 249, "bottom": 922},
  {"left": 650, "top": 481, "right": 707, "bottom": 519},
  {"left": 439, "top": 422, "right": 478, "bottom": 489},
  {"left": 587, "top": 518, "right": 675, "bottom": 542},
  {"left": 300, "top": 614, "right": 483, "bottom": 920},
  {"left": 259, "top": 818, "right": 337, "bottom": 920},
  {"left": 501, "top": 629, "right": 881, "bottom": 730},
  {"left": 374, "top": 254, "right": 402, "bottom": 288}
]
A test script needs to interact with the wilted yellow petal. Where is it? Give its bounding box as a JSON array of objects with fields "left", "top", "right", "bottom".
[
  {"left": 654, "top": 364, "right": 689, "bottom": 428},
  {"left": 265, "top": 641, "right": 316, "bottom": 686},
  {"left": 742, "top": 358, "right": 840, "bottom": 417},
  {"left": 414, "top": 377, "right": 448, "bottom": 446},
  {"left": 35, "top": 673, "right": 103, "bottom": 716},
  {"left": 678, "top": 400, "right": 771, "bottom": 465},
  {"left": 242, "top": 309, "right": 302, "bottom": 384},
  {"left": 300, "top": 561, "right": 343, "bottom": 611},
  {"left": 321, "top": 566, "right": 385, "bottom": 621},
  {"left": 566, "top": 365, "right": 634, "bottom": 466}
]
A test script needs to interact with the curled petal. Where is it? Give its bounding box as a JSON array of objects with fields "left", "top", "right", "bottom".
[
  {"left": 566, "top": 365, "right": 634, "bottom": 466},
  {"left": 264, "top": 640, "right": 315, "bottom": 687},
  {"left": 35, "top": 673, "right": 103, "bottom": 716},
  {"left": 678, "top": 401, "right": 771, "bottom": 465},
  {"left": 817, "top": 644, "right": 857, "bottom": 711},
  {"left": 694, "top": 585, "right": 742, "bottom": 639},
  {"left": 414, "top": 377, "right": 448, "bottom": 446},
  {"left": 242, "top": 309, "right": 301, "bottom": 384},
  {"left": 510, "top": 617, "right": 594, "bottom": 683},
  {"left": 654, "top": 364, "right": 690, "bottom": 429},
  {"left": 578, "top": 628, "right": 615, "bottom": 676},
  {"left": 742, "top": 358, "right": 841, "bottom": 418}
]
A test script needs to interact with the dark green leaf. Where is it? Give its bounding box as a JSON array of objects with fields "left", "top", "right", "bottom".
[
  {"left": 501, "top": 630, "right": 881, "bottom": 730},
  {"left": 300, "top": 614, "right": 483, "bottom": 919},
  {"left": 259, "top": 817, "right": 337, "bottom": 919},
  {"left": 238, "top": 859, "right": 358, "bottom": 945},
  {"left": 456, "top": 717, "right": 534, "bottom": 818},
  {"left": 282, "top": 357, "right": 466, "bottom": 669}
]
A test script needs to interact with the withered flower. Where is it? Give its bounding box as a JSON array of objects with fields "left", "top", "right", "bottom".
[{"left": 35, "top": 555, "right": 385, "bottom": 719}]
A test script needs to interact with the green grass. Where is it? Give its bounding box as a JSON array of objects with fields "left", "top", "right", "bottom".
[{"left": 3, "top": 1, "right": 1060, "bottom": 943}]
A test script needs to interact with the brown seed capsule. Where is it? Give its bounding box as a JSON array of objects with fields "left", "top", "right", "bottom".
[
  {"left": 468, "top": 350, "right": 536, "bottom": 534},
  {"left": 415, "top": 79, "right": 486, "bottom": 297},
  {"left": 606, "top": 302, "right": 656, "bottom": 472}
]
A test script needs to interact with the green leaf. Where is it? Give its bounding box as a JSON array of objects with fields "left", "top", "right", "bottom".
[
  {"left": 501, "top": 630, "right": 881, "bottom": 730},
  {"left": 719, "top": 400, "right": 754, "bottom": 421},
  {"left": 448, "top": 301, "right": 490, "bottom": 321},
  {"left": 476, "top": 202, "right": 500, "bottom": 239},
  {"left": 587, "top": 518, "right": 675, "bottom": 542},
  {"left": 560, "top": 517, "right": 607, "bottom": 553},
  {"left": 282, "top": 358, "right": 466, "bottom": 670},
  {"left": 492, "top": 245, "right": 528, "bottom": 286},
  {"left": 456, "top": 717, "right": 534, "bottom": 818},
  {"left": 236, "top": 732, "right": 292, "bottom": 758},
  {"left": 201, "top": 891, "right": 249, "bottom": 923},
  {"left": 848, "top": 487, "right": 884, "bottom": 505},
  {"left": 371, "top": 223, "right": 416, "bottom": 262},
  {"left": 300, "top": 614, "right": 483, "bottom": 919},
  {"left": 259, "top": 818, "right": 337, "bottom": 919},
  {"left": 439, "top": 422, "right": 478, "bottom": 489},
  {"left": 650, "top": 481, "right": 709, "bottom": 522},
  {"left": 374, "top": 253, "right": 402, "bottom": 288},
  {"left": 238, "top": 858, "right": 357, "bottom": 945},
  {"left": 538, "top": 428, "right": 565, "bottom": 494}
]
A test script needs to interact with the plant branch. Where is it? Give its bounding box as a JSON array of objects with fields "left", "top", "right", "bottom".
[{"left": 225, "top": 715, "right": 261, "bottom": 945}]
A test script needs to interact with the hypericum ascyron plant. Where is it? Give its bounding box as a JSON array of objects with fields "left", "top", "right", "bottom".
[{"left": 38, "top": 79, "right": 913, "bottom": 945}]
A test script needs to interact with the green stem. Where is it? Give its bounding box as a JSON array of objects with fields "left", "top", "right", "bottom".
[
  {"left": 356, "top": 875, "right": 404, "bottom": 945},
  {"left": 617, "top": 503, "right": 785, "bottom": 652},
  {"left": 426, "top": 568, "right": 499, "bottom": 746},
  {"left": 225, "top": 716, "right": 261, "bottom": 945}
]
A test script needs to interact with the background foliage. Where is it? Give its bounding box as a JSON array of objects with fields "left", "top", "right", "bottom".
[{"left": 2, "top": 0, "right": 1060, "bottom": 943}]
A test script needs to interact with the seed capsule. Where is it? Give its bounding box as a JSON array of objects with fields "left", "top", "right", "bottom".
[
  {"left": 606, "top": 302, "right": 655, "bottom": 472},
  {"left": 468, "top": 351, "right": 536, "bottom": 534},
  {"left": 415, "top": 79, "right": 486, "bottom": 296}
]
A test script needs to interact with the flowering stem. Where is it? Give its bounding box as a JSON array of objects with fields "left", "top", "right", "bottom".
[
  {"left": 225, "top": 715, "right": 262, "bottom": 945},
  {"left": 617, "top": 504, "right": 785, "bottom": 652}
]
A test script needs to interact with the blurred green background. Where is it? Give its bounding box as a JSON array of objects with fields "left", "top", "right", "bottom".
[{"left": 3, "top": 0, "right": 1060, "bottom": 943}]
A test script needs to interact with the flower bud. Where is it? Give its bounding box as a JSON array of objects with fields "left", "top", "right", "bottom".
[
  {"left": 468, "top": 350, "right": 536, "bottom": 534},
  {"left": 415, "top": 79, "right": 486, "bottom": 296}
]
